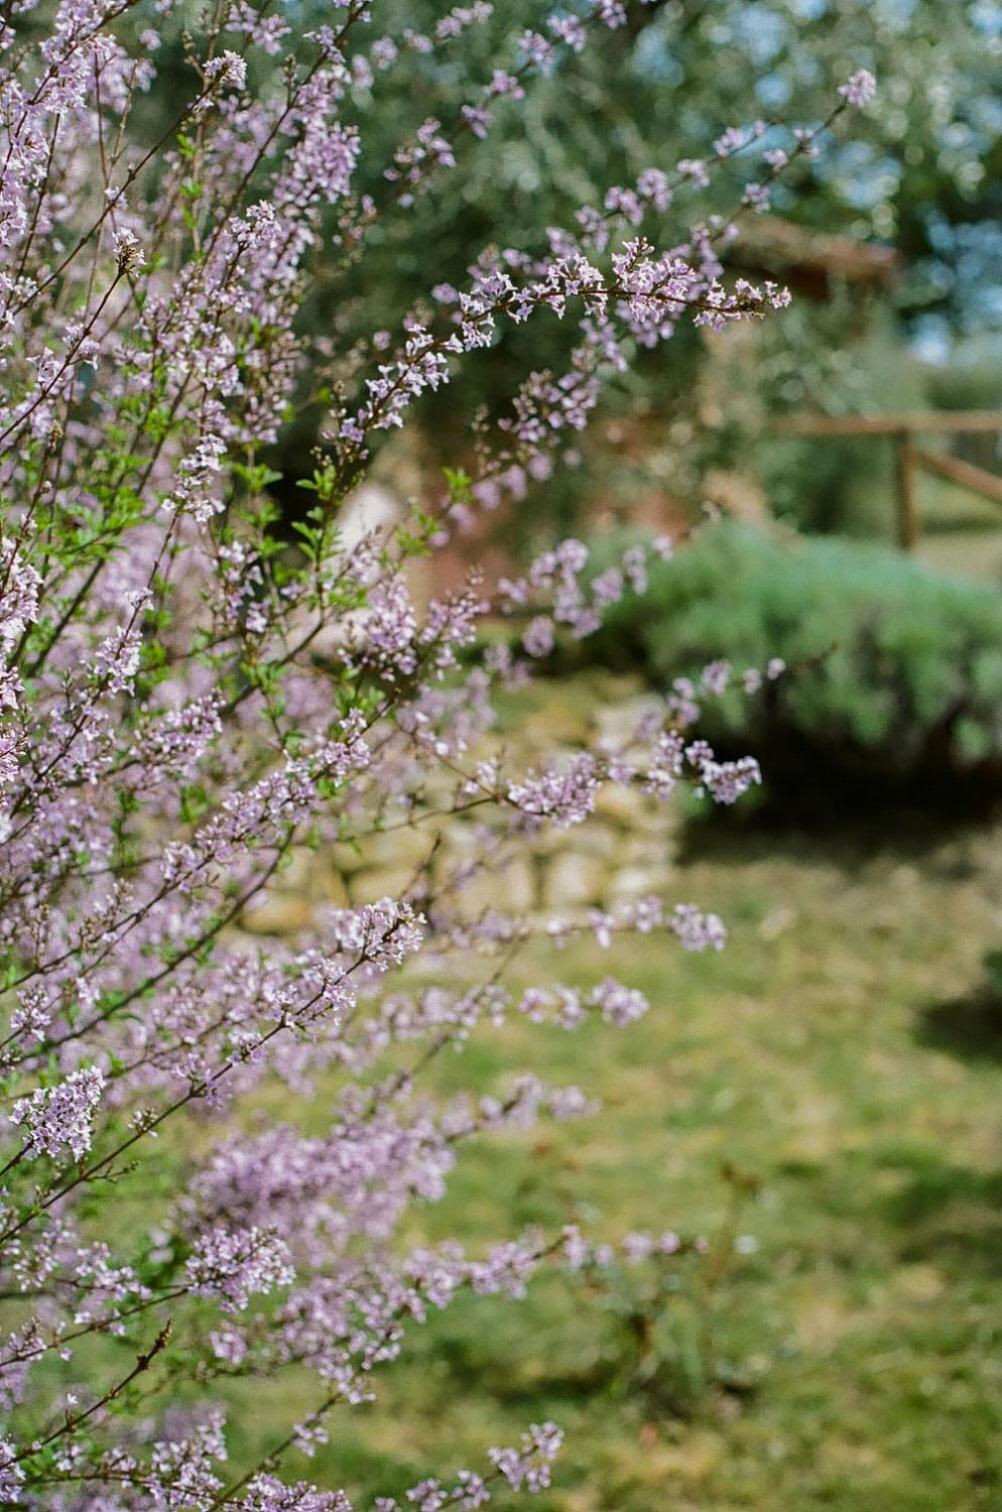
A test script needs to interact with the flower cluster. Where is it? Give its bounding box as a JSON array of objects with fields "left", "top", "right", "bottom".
[
  {"left": 9, "top": 1068, "right": 106, "bottom": 1162},
  {"left": 0, "top": 0, "right": 872, "bottom": 1504}
]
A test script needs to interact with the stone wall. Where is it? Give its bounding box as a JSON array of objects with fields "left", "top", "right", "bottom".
[{"left": 238, "top": 679, "right": 680, "bottom": 937}]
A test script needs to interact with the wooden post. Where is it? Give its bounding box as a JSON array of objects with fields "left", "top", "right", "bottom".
[{"left": 894, "top": 430, "right": 919, "bottom": 551}]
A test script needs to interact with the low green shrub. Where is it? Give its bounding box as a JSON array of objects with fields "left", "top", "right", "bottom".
[{"left": 584, "top": 523, "right": 1002, "bottom": 789}]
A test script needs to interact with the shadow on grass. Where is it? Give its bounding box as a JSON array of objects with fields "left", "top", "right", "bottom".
[
  {"left": 915, "top": 988, "right": 1002, "bottom": 1064},
  {"left": 431, "top": 1336, "right": 619, "bottom": 1407},
  {"left": 678, "top": 798, "right": 986, "bottom": 874},
  {"left": 670, "top": 714, "right": 1002, "bottom": 849},
  {"left": 875, "top": 1153, "right": 1002, "bottom": 1278}
]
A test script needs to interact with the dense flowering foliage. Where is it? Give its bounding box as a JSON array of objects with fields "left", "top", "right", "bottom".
[{"left": 0, "top": 2, "right": 873, "bottom": 1505}]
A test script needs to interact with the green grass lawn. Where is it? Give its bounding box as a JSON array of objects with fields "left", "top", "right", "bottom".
[{"left": 218, "top": 809, "right": 1002, "bottom": 1510}]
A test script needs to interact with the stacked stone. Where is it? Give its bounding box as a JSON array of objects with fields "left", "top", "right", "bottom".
[{"left": 238, "top": 681, "right": 680, "bottom": 936}]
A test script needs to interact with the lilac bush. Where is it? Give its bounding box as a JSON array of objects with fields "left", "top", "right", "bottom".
[{"left": 0, "top": 2, "right": 874, "bottom": 1505}]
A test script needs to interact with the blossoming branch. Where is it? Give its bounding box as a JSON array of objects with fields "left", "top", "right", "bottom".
[{"left": 0, "top": 0, "right": 874, "bottom": 1503}]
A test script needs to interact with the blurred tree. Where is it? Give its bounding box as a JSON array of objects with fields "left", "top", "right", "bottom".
[
  {"left": 136, "top": 2, "right": 998, "bottom": 529},
  {"left": 333, "top": 3, "right": 997, "bottom": 335},
  {"left": 298, "top": 1, "right": 996, "bottom": 529}
]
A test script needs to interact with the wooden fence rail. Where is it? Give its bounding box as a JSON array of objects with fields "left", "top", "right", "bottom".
[
  {"left": 772, "top": 411, "right": 1002, "bottom": 549},
  {"left": 909, "top": 447, "right": 1002, "bottom": 507}
]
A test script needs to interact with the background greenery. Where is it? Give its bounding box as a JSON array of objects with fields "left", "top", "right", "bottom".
[
  {"left": 145, "top": 0, "right": 998, "bottom": 535},
  {"left": 346, "top": 0, "right": 998, "bottom": 518},
  {"left": 579, "top": 521, "right": 1002, "bottom": 793}
]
